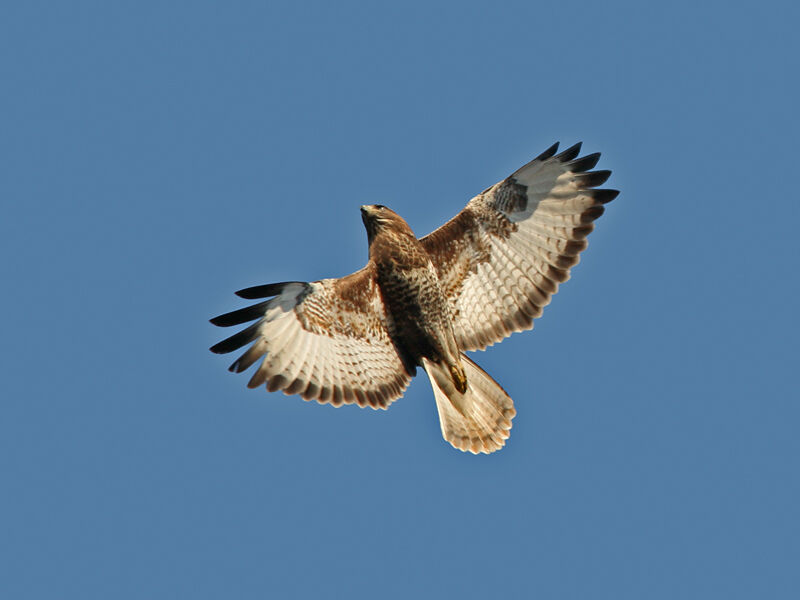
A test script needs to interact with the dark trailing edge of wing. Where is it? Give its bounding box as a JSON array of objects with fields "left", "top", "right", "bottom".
[{"left": 235, "top": 281, "right": 304, "bottom": 299}]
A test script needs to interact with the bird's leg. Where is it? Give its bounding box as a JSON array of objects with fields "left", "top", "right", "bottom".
[{"left": 449, "top": 363, "right": 468, "bottom": 394}]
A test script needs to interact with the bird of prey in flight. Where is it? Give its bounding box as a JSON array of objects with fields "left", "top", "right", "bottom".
[{"left": 210, "top": 142, "right": 617, "bottom": 454}]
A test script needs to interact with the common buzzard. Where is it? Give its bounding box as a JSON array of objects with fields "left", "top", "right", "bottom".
[{"left": 210, "top": 142, "right": 617, "bottom": 454}]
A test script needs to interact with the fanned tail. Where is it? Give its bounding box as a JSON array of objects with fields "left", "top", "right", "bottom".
[{"left": 423, "top": 355, "right": 516, "bottom": 454}]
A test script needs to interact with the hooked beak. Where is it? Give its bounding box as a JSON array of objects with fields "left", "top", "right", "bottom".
[{"left": 360, "top": 205, "right": 375, "bottom": 227}]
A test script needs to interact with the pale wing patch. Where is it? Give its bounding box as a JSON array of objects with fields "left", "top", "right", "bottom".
[
  {"left": 211, "top": 272, "right": 412, "bottom": 409},
  {"left": 421, "top": 142, "right": 618, "bottom": 351}
]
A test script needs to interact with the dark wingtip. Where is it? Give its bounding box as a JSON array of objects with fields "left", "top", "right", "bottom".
[
  {"left": 235, "top": 287, "right": 266, "bottom": 299},
  {"left": 555, "top": 142, "right": 582, "bottom": 162},
  {"left": 577, "top": 169, "right": 611, "bottom": 188},
  {"left": 235, "top": 281, "right": 301, "bottom": 299},
  {"left": 536, "top": 142, "right": 560, "bottom": 161},
  {"left": 209, "top": 321, "right": 261, "bottom": 354},
  {"left": 227, "top": 356, "right": 249, "bottom": 373},
  {"left": 209, "top": 341, "right": 229, "bottom": 354},
  {"left": 580, "top": 205, "right": 606, "bottom": 223},
  {"left": 209, "top": 301, "right": 270, "bottom": 327},
  {"left": 210, "top": 313, "right": 231, "bottom": 327},
  {"left": 568, "top": 152, "right": 601, "bottom": 173},
  {"left": 592, "top": 189, "right": 619, "bottom": 204}
]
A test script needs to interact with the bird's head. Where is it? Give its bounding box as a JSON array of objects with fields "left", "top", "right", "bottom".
[{"left": 360, "top": 204, "right": 414, "bottom": 243}]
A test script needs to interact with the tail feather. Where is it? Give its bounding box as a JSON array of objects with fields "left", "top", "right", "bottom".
[{"left": 423, "top": 355, "right": 516, "bottom": 454}]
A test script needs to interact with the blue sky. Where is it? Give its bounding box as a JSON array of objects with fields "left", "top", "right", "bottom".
[{"left": 2, "top": 1, "right": 798, "bottom": 598}]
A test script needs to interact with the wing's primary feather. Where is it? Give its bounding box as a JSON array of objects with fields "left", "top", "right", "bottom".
[
  {"left": 210, "top": 267, "right": 413, "bottom": 408},
  {"left": 420, "top": 142, "right": 618, "bottom": 351}
]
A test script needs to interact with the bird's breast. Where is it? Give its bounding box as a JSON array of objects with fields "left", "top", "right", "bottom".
[{"left": 375, "top": 258, "right": 454, "bottom": 362}]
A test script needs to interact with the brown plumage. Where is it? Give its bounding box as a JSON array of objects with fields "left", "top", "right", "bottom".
[{"left": 210, "top": 142, "right": 618, "bottom": 454}]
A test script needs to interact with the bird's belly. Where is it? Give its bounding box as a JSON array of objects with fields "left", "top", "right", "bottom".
[{"left": 377, "top": 266, "right": 453, "bottom": 363}]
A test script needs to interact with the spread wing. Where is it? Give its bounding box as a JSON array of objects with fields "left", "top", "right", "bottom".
[
  {"left": 421, "top": 142, "right": 618, "bottom": 351},
  {"left": 210, "top": 266, "right": 413, "bottom": 409}
]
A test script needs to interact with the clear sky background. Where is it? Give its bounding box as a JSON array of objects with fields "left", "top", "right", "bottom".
[{"left": 2, "top": 1, "right": 798, "bottom": 598}]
